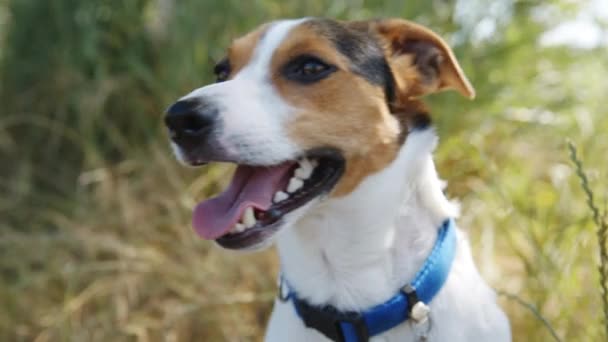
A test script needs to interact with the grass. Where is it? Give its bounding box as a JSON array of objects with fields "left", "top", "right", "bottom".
[
  {"left": 1, "top": 0, "right": 608, "bottom": 341},
  {"left": 1, "top": 143, "right": 279, "bottom": 341},
  {"left": 568, "top": 141, "right": 608, "bottom": 339}
]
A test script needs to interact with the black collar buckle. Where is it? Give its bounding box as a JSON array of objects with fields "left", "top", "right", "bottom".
[{"left": 294, "top": 298, "right": 369, "bottom": 342}]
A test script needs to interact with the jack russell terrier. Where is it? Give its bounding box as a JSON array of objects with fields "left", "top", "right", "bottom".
[{"left": 165, "top": 17, "right": 511, "bottom": 342}]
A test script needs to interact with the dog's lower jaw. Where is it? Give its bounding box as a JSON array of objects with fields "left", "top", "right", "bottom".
[{"left": 267, "top": 129, "right": 511, "bottom": 341}]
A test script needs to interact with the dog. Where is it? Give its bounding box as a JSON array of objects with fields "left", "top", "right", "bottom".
[{"left": 165, "top": 17, "right": 511, "bottom": 342}]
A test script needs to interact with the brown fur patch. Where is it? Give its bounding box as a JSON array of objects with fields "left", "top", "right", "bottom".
[
  {"left": 270, "top": 23, "right": 402, "bottom": 197},
  {"left": 369, "top": 19, "right": 475, "bottom": 99}
]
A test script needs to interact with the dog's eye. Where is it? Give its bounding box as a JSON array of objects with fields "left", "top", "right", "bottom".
[
  {"left": 214, "top": 59, "right": 231, "bottom": 83},
  {"left": 283, "top": 55, "right": 336, "bottom": 83}
]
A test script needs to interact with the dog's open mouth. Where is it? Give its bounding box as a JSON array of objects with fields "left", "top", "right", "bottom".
[{"left": 192, "top": 149, "right": 345, "bottom": 249}]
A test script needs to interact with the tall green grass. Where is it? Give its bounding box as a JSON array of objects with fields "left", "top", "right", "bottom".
[{"left": 1, "top": 0, "right": 607, "bottom": 340}]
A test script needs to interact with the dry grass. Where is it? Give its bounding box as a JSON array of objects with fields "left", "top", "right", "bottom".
[{"left": 2, "top": 145, "right": 278, "bottom": 341}]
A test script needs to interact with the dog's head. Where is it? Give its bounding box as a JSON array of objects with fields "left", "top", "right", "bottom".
[{"left": 165, "top": 18, "right": 474, "bottom": 250}]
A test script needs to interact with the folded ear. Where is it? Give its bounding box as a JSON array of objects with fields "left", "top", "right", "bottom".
[{"left": 367, "top": 19, "right": 475, "bottom": 100}]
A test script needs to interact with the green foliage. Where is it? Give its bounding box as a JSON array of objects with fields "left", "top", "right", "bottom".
[{"left": 1, "top": 0, "right": 607, "bottom": 341}]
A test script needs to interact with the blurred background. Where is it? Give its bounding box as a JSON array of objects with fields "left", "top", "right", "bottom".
[{"left": 1, "top": 0, "right": 607, "bottom": 341}]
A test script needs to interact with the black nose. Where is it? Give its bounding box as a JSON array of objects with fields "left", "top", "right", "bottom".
[{"left": 164, "top": 99, "right": 216, "bottom": 149}]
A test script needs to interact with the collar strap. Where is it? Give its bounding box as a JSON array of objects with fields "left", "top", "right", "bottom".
[{"left": 279, "top": 218, "right": 457, "bottom": 342}]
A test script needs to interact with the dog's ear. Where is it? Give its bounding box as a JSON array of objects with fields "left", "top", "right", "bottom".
[{"left": 363, "top": 19, "right": 475, "bottom": 100}]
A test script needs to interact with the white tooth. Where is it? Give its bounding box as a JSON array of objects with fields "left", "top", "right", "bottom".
[
  {"left": 294, "top": 163, "right": 313, "bottom": 179},
  {"left": 273, "top": 191, "right": 289, "bottom": 203},
  {"left": 296, "top": 158, "right": 317, "bottom": 180},
  {"left": 287, "top": 177, "right": 304, "bottom": 193},
  {"left": 299, "top": 158, "right": 312, "bottom": 169},
  {"left": 243, "top": 207, "right": 256, "bottom": 228},
  {"left": 235, "top": 223, "right": 245, "bottom": 232}
]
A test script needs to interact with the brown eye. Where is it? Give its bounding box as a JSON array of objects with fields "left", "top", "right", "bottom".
[
  {"left": 214, "top": 58, "right": 231, "bottom": 83},
  {"left": 301, "top": 61, "right": 327, "bottom": 76},
  {"left": 283, "top": 55, "right": 336, "bottom": 83}
]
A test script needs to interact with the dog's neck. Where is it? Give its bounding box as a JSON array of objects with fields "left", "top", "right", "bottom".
[{"left": 276, "top": 129, "right": 458, "bottom": 311}]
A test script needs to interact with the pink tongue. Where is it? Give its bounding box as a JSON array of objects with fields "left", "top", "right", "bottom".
[{"left": 192, "top": 163, "right": 296, "bottom": 239}]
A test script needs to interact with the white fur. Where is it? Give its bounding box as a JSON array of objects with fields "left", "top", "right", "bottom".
[
  {"left": 238, "top": 18, "right": 308, "bottom": 80},
  {"left": 170, "top": 141, "right": 187, "bottom": 164},
  {"left": 265, "top": 130, "right": 511, "bottom": 341}
]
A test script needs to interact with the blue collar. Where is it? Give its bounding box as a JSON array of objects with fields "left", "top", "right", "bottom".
[{"left": 279, "top": 218, "right": 457, "bottom": 342}]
